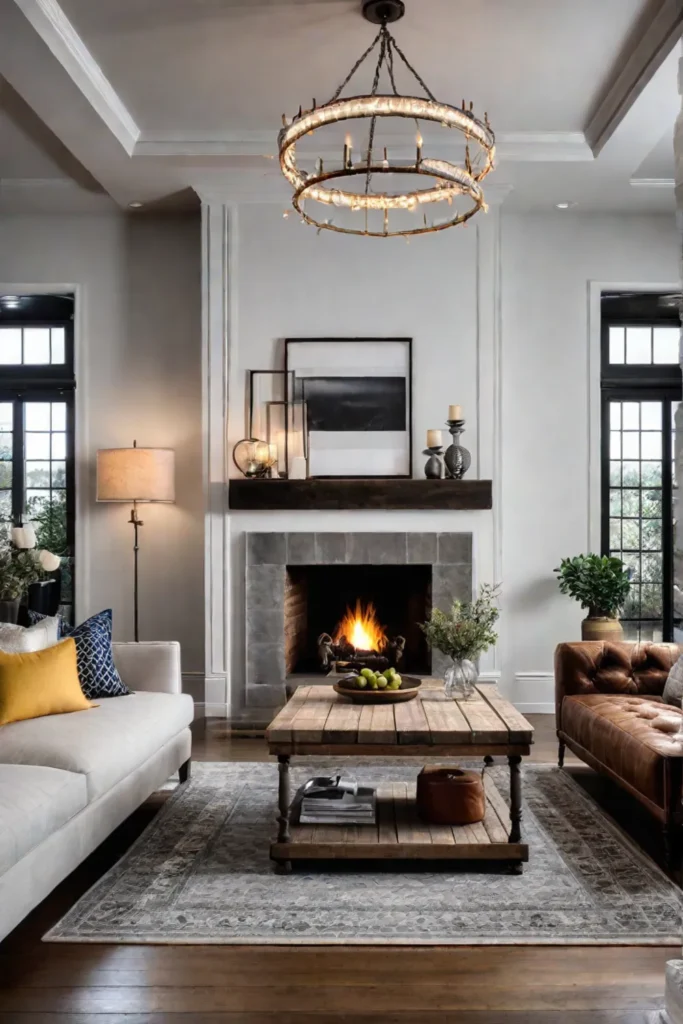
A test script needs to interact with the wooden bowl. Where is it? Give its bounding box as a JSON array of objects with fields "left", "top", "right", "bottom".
[{"left": 333, "top": 676, "right": 422, "bottom": 704}]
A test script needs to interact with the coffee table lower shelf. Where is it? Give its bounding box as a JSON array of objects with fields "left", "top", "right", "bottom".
[{"left": 271, "top": 780, "right": 528, "bottom": 869}]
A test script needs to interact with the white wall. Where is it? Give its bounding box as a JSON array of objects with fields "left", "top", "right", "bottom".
[
  {"left": 0, "top": 212, "right": 204, "bottom": 689},
  {"left": 502, "top": 212, "right": 679, "bottom": 708},
  {"left": 214, "top": 204, "right": 679, "bottom": 716}
]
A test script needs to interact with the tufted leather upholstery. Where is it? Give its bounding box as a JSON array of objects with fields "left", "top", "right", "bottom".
[{"left": 555, "top": 642, "right": 683, "bottom": 823}]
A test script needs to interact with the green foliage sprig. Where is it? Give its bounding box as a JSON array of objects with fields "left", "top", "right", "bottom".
[
  {"left": 0, "top": 546, "right": 46, "bottom": 601},
  {"left": 554, "top": 554, "right": 630, "bottom": 618},
  {"left": 420, "top": 583, "right": 500, "bottom": 662}
]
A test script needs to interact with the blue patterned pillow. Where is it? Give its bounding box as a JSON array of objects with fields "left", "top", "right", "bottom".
[
  {"left": 27, "top": 609, "right": 72, "bottom": 637},
  {"left": 65, "top": 609, "right": 129, "bottom": 700}
]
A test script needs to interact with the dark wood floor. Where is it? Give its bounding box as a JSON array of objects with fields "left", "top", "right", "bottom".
[{"left": 0, "top": 715, "right": 675, "bottom": 1023}]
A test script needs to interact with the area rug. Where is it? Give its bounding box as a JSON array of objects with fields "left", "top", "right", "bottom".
[{"left": 45, "top": 761, "right": 683, "bottom": 945}]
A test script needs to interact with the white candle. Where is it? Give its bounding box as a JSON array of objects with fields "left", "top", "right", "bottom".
[
  {"left": 427, "top": 429, "right": 442, "bottom": 448},
  {"left": 416, "top": 131, "right": 423, "bottom": 165},
  {"left": 343, "top": 134, "right": 352, "bottom": 169},
  {"left": 449, "top": 405, "right": 463, "bottom": 421}
]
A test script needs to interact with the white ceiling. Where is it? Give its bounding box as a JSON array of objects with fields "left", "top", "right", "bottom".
[{"left": 0, "top": 0, "right": 681, "bottom": 213}]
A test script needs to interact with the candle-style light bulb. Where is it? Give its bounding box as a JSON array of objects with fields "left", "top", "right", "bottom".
[
  {"left": 382, "top": 146, "right": 389, "bottom": 169},
  {"left": 343, "top": 133, "right": 352, "bottom": 169},
  {"left": 416, "top": 131, "right": 423, "bottom": 165}
]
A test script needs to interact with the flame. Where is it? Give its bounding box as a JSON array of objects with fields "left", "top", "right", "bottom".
[{"left": 333, "top": 599, "right": 387, "bottom": 652}]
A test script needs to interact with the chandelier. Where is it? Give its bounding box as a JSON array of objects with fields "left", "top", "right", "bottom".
[{"left": 278, "top": 0, "right": 495, "bottom": 238}]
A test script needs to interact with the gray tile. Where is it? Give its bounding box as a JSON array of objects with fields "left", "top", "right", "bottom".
[
  {"left": 246, "top": 565, "right": 285, "bottom": 611},
  {"left": 348, "top": 532, "right": 407, "bottom": 564},
  {"left": 432, "top": 563, "right": 473, "bottom": 612},
  {"left": 247, "top": 606, "right": 285, "bottom": 647},
  {"left": 246, "top": 532, "right": 286, "bottom": 565},
  {"left": 315, "top": 533, "right": 348, "bottom": 564},
  {"left": 286, "top": 533, "right": 316, "bottom": 564},
  {"left": 437, "top": 533, "right": 473, "bottom": 564},
  {"left": 407, "top": 533, "right": 438, "bottom": 564},
  {"left": 246, "top": 642, "right": 286, "bottom": 688},
  {"left": 246, "top": 681, "right": 288, "bottom": 708}
]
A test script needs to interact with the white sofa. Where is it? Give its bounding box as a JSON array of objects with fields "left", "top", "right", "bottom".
[{"left": 0, "top": 641, "right": 193, "bottom": 942}]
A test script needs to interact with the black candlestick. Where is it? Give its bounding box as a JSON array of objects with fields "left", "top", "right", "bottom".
[{"left": 444, "top": 420, "right": 471, "bottom": 479}]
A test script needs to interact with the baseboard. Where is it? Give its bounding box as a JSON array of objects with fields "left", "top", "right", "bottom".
[{"left": 512, "top": 702, "right": 555, "bottom": 714}]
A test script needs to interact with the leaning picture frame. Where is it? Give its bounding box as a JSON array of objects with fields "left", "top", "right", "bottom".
[{"left": 284, "top": 338, "right": 413, "bottom": 478}]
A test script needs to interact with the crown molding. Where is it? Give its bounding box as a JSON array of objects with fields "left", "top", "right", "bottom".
[
  {"left": 630, "top": 176, "right": 676, "bottom": 188},
  {"left": 11, "top": 0, "right": 139, "bottom": 154},
  {"left": 585, "top": 0, "right": 683, "bottom": 156},
  {"left": 135, "top": 129, "right": 592, "bottom": 164}
]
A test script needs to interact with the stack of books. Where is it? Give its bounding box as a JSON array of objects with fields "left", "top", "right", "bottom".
[{"left": 298, "top": 776, "right": 376, "bottom": 825}]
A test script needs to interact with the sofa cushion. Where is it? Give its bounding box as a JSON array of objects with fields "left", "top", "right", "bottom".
[
  {"left": 0, "top": 690, "right": 193, "bottom": 801},
  {"left": 0, "top": 764, "right": 87, "bottom": 875},
  {"left": 561, "top": 693, "right": 683, "bottom": 808},
  {"left": 664, "top": 653, "right": 683, "bottom": 707}
]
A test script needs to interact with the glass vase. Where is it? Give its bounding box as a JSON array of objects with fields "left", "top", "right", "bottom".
[{"left": 444, "top": 657, "right": 478, "bottom": 700}]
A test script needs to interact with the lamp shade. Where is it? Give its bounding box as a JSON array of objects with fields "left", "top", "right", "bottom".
[{"left": 96, "top": 446, "right": 175, "bottom": 503}]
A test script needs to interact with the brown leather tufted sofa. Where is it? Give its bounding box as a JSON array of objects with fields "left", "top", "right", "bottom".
[{"left": 555, "top": 641, "right": 683, "bottom": 865}]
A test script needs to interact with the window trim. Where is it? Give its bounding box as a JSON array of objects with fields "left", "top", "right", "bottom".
[{"left": 600, "top": 299, "right": 681, "bottom": 642}]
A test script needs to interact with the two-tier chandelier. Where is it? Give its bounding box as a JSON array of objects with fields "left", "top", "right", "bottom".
[{"left": 278, "top": 0, "right": 495, "bottom": 238}]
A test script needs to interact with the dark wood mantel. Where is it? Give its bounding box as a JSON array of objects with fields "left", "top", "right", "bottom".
[{"left": 229, "top": 478, "right": 492, "bottom": 511}]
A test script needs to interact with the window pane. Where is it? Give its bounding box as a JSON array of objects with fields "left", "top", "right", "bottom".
[
  {"left": 609, "top": 490, "right": 622, "bottom": 515},
  {"left": 641, "top": 432, "right": 662, "bottom": 460},
  {"left": 25, "top": 403, "right": 50, "bottom": 431},
  {"left": 25, "top": 433, "right": 50, "bottom": 459},
  {"left": 642, "top": 489, "right": 662, "bottom": 518},
  {"left": 25, "top": 462, "right": 51, "bottom": 487},
  {"left": 609, "top": 519, "right": 621, "bottom": 548},
  {"left": 0, "top": 491, "right": 11, "bottom": 519},
  {"left": 609, "top": 327, "right": 625, "bottom": 363},
  {"left": 610, "top": 432, "right": 621, "bottom": 458},
  {"left": 23, "top": 327, "right": 50, "bottom": 364},
  {"left": 622, "top": 403, "right": 639, "bottom": 429},
  {"left": 642, "top": 552, "right": 662, "bottom": 582},
  {"left": 622, "top": 489, "right": 639, "bottom": 516},
  {"left": 642, "top": 519, "right": 662, "bottom": 551},
  {"left": 0, "top": 434, "right": 10, "bottom": 461},
  {"left": 51, "top": 403, "right": 66, "bottom": 431},
  {"left": 641, "top": 402, "right": 662, "bottom": 429},
  {"left": 51, "top": 461, "right": 66, "bottom": 487},
  {"left": 0, "top": 404, "right": 12, "bottom": 432},
  {"left": 641, "top": 584, "right": 662, "bottom": 616},
  {"left": 626, "top": 327, "right": 652, "bottom": 364},
  {"left": 623, "top": 462, "right": 640, "bottom": 485},
  {"left": 622, "top": 432, "right": 639, "bottom": 459},
  {"left": 622, "top": 520, "right": 640, "bottom": 548},
  {"left": 610, "top": 461, "right": 622, "bottom": 486},
  {"left": 25, "top": 489, "right": 51, "bottom": 514},
  {"left": 0, "top": 463, "right": 11, "bottom": 488},
  {"left": 641, "top": 461, "right": 662, "bottom": 485},
  {"left": 51, "top": 327, "right": 65, "bottom": 364},
  {"left": 51, "top": 433, "right": 66, "bottom": 460},
  {"left": 653, "top": 327, "right": 679, "bottom": 365},
  {"left": 0, "top": 328, "right": 21, "bottom": 364},
  {"left": 610, "top": 403, "right": 621, "bottom": 429}
]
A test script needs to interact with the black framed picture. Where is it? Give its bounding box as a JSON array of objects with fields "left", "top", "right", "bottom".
[{"left": 285, "top": 338, "right": 413, "bottom": 478}]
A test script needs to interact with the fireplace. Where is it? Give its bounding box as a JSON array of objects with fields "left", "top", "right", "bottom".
[
  {"left": 285, "top": 564, "right": 432, "bottom": 675},
  {"left": 245, "top": 532, "right": 473, "bottom": 707}
]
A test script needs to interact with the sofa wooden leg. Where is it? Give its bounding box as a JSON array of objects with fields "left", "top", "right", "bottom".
[
  {"left": 179, "top": 758, "right": 192, "bottom": 784},
  {"left": 557, "top": 739, "right": 565, "bottom": 769}
]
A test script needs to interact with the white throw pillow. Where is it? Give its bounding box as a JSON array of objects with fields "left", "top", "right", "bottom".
[
  {"left": 663, "top": 652, "right": 683, "bottom": 707},
  {"left": 0, "top": 616, "right": 60, "bottom": 654}
]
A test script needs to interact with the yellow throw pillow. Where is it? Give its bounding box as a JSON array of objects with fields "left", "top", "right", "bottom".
[{"left": 0, "top": 637, "right": 94, "bottom": 726}]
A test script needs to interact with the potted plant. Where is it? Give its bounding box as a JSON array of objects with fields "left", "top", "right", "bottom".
[
  {"left": 0, "top": 526, "right": 61, "bottom": 623},
  {"left": 554, "top": 554, "right": 630, "bottom": 641},
  {"left": 420, "top": 584, "right": 500, "bottom": 699}
]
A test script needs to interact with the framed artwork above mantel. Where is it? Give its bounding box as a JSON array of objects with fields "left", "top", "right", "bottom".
[{"left": 285, "top": 337, "right": 413, "bottom": 479}]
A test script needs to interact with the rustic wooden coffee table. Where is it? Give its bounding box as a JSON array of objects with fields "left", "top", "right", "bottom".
[{"left": 266, "top": 681, "right": 534, "bottom": 873}]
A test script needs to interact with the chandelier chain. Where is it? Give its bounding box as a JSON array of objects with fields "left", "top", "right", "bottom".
[
  {"left": 364, "top": 26, "right": 389, "bottom": 193},
  {"left": 389, "top": 33, "right": 437, "bottom": 102},
  {"left": 327, "top": 27, "right": 383, "bottom": 104}
]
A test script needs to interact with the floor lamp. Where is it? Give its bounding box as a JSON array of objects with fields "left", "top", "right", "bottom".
[{"left": 96, "top": 441, "right": 175, "bottom": 642}]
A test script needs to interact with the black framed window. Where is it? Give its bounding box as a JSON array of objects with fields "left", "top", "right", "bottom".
[
  {"left": 0, "top": 295, "right": 75, "bottom": 621},
  {"left": 601, "top": 292, "right": 681, "bottom": 642}
]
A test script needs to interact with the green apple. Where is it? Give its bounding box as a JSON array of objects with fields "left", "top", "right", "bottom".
[
  {"left": 376, "top": 676, "right": 388, "bottom": 689},
  {"left": 368, "top": 678, "right": 379, "bottom": 689},
  {"left": 388, "top": 678, "right": 401, "bottom": 690},
  {"left": 360, "top": 668, "right": 374, "bottom": 680},
  {"left": 383, "top": 668, "right": 396, "bottom": 680},
  {"left": 355, "top": 677, "right": 368, "bottom": 689},
  {"left": 393, "top": 674, "right": 402, "bottom": 686}
]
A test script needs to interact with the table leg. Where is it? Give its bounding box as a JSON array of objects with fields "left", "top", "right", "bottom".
[
  {"left": 276, "top": 754, "right": 292, "bottom": 874},
  {"left": 508, "top": 754, "right": 522, "bottom": 844}
]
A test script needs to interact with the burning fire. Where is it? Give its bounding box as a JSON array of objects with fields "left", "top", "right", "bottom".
[{"left": 334, "top": 599, "right": 387, "bottom": 652}]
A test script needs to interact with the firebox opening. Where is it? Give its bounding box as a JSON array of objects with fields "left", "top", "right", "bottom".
[{"left": 285, "top": 564, "right": 432, "bottom": 676}]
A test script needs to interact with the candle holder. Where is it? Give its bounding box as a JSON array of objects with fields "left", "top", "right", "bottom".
[
  {"left": 444, "top": 420, "right": 471, "bottom": 479},
  {"left": 422, "top": 446, "right": 444, "bottom": 479}
]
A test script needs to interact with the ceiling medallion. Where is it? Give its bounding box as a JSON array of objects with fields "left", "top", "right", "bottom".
[{"left": 278, "top": 0, "right": 495, "bottom": 238}]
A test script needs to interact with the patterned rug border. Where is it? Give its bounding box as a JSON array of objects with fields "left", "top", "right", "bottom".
[{"left": 43, "top": 760, "right": 683, "bottom": 947}]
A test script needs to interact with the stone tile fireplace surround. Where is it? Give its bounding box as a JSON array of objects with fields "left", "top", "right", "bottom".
[{"left": 245, "top": 532, "right": 473, "bottom": 708}]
